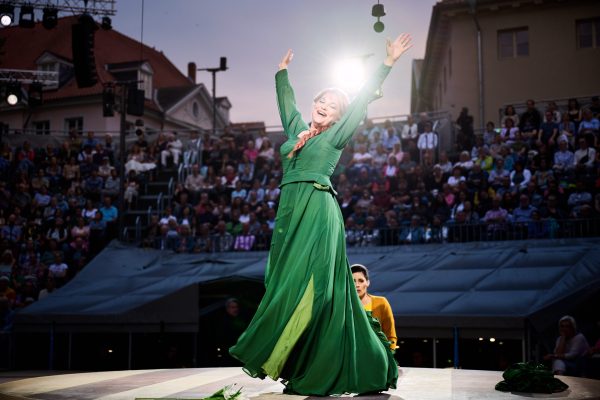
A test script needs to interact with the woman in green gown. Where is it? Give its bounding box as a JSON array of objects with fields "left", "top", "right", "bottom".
[{"left": 230, "top": 34, "right": 412, "bottom": 395}]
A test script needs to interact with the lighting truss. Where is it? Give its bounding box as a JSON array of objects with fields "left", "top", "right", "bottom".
[
  {"left": 0, "top": 68, "right": 59, "bottom": 86},
  {"left": 0, "top": 0, "right": 116, "bottom": 16}
]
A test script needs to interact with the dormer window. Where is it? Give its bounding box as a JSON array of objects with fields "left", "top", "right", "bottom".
[
  {"left": 36, "top": 52, "right": 73, "bottom": 90},
  {"left": 106, "top": 61, "right": 153, "bottom": 100}
]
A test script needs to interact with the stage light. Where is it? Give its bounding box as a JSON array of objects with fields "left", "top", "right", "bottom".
[
  {"left": 18, "top": 5, "right": 35, "bottom": 28},
  {"left": 6, "top": 81, "right": 21, "bottom": 106},
  {"left": 489, "top": 337, "right": 496, "bottom": 343},
  {"left": 374, "top": 20, "right": 384, "bottom": 33},
  {"left": 0, "top": 4, "right": 14, "bottom": 26},
  {"left": 28, "top": 81, "right": 43, "bottom": 106},
  {"left": 42, "top": 7, "right": 58, "bottom": 29},
  {"left": 101, "top": 15, "right": 111, "bottom": 30},
  {"left": 332, "top": 58, "right": 366, "bottom": 93},
  {"left": 478, "top": 337, "right": 483, "bottom": 341}
]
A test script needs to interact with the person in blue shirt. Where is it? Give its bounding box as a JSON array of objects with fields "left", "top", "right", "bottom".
[{"left": 99, "top": 195, "right": 118, "bottom": 224}]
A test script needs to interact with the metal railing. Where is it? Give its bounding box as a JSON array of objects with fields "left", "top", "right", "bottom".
[{"left": 145, "top": 218, "right": 600, "bottom": 253}]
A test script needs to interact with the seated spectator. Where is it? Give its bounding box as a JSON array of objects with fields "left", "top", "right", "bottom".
[
  {"left": 97, "top": 156, "right": 114, "bottom": 180},
  {"left": 512, "top": 194, "right": 537, "bottom": 223},
  {"left": 212, "top": 220, "right": 233, "bottom": 252},
  {"left": 159, "top": 206, "right": 178, "bottom": 227},
  {"left": 510, "top": 161, "right": 532, "bottom": 191},
  {"left": 102, "top": 169, "right": 120, "bottom": 198},
  {"left": 257, "top": 138, "right": 275, "bottom": 164},
  {"left": 175, "top": 224, "right": 195, "bottom": 253},
  {"left": 243, "top": 140, "right": 259, "bottom": 163},
  {"left": 544, "top": 315, "right": 589, "bottom": 376},
  {"left": 573, "top": 137, "right": 596, "bottom": 171},
  {"left": 454, "top": 151, "right": 473, "bottom": 171},
  {"left": 48, "top": 253, "right": 68, "bottom": 284},
  {"left": 568, "top": 181, "right": 592, "bottom": 217},
  {"left": 557, "top": 113, "right": 577, "bottom": 148},
  {"left": 99, "top": 196, "right": 118, "bottom": 226},
  {"left": 434, "top": 151, "right": 453, "bottom": 175},
  {"left": 84, "top": 170, "right": 103, "bottom": 201},
  {"left": 184, "top": 165, "right": 204, "bottom": 201},
  {"left": 483, "top": 121, "right": 497, "bottom": 146},
  {"left": 348, "top": 144, "right": 373, "bottom": 177},
  {"left": 231, "top": 180, "right": 247, "bottom": 203},
  {"left": 382, "top": 120, "right": 400, "bottom": 151},
  {"left": 501, "top": 104, "right": 519, "bottom": 128},
  {"left": 233, "top": 223, "right": 256, "bottom": 251},
  {"left": 264, "top": 178, "right": 281, "bottom": 204},
  {"left": 527, "top": 210, "right": 549, "bottom": 239},
  {"left": 126, "top": 144, "right": 157, "bottom": 174},
  {"left": 161, "top": 132, "right": 183, "bottom": 167},
  {"left": 467, "top": 163, "right": 488, "bottom": 192},
  {"left": 538, "top": 110, "right": 559, "bottom": 148},
  {"left": 500, "top": 117, "right": 519, "bottom": 145},
  {"left": 447, "top": 167, "right": 465, "bottom": 190},
  {"left": 482, "top": 196, "right": 509, "bottom": 239},
  {"left": 519, "top": 99, "right": 542, "bottom": 140},
  {"left": 124, "top": 170, "right": 140, "bottom": 206},
  {"left": 567, "top": 98, "right": 583, "bottom": 130},
  {"left": 553, "top": 138, "right": 575, "bottom": 173},
  {"left": 399, "top": 215, "right": 426, "bottom": 244}
]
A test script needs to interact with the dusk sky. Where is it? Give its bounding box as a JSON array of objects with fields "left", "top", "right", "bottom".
[{"left": 112, "top": 1, "right": 439, "bottom": 128}]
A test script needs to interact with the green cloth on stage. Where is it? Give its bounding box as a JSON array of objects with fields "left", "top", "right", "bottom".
[
  {"left": 495, "top": 362, "right": 569, "bottom": 393},
  {"left": 229, "top": 63, "right": 398, "bottom": 396}
]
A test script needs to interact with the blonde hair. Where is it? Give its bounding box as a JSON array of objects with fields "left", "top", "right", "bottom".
[{"left": 313, "top": 88, "right": 350, "bottom": 121}]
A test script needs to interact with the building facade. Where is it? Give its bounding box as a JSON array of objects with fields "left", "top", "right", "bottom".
[
  {"left": 0, "top": 16, "right": 230, "bottom": 138},
  {"left": 412, "top": 0, "right": 600, "bottom": 129}
]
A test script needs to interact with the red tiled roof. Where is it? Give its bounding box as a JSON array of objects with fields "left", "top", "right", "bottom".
[{"left": 0, "top": 16, "right": 192, "bottom": 102}]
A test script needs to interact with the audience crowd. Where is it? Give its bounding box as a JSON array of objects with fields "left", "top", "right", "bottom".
[{"left": 1, "top": 97, "right": 600, "bottom": 332}]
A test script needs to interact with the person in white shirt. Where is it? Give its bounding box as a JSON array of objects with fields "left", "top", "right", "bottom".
[
  {"left": 573, "top": 137, "right": 596, "bottom": 169},
  {"left": 161, "top": 132, "right": 183, "bottom": 166},
  {"left": 544, "top": 315, "right": 589, "bottom": 376},
  {"left": 417, "top": 122, "right": 438, "bottom": 153}
]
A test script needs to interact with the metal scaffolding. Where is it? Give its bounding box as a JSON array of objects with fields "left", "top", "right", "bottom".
[
  {"left": 1, "top": 0, "right": 116, "bottom": 15},
  {"left": 0, "top": 69, "right": 59, "bottom": 86}
]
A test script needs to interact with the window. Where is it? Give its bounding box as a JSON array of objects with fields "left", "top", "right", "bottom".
[
  {"left": 65, "top": 117, "right": 83, "bottom": 134},
  {"left": 498, "top": 28, "right": 529, "bottom": 58},
  {"left": 34, "top": 120, "right": 50, "bottom": 135},
  {"left": 192, "top": 101, "right": 200, "bottom": 118},
  {"left": 38, "top": 63, "right": 59, "bottom": 89},
  {"left": 576, "top": 18, "right": 600, "bottom": 49},
  {"left": 140, "top": 71, "right": 153, "bottom": 100}
]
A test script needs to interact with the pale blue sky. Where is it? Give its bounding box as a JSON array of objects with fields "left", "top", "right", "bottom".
[{"left": 112, "top": 1, "right": 438, "bottom": 127}]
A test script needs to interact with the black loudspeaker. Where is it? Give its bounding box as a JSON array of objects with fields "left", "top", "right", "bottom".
[
  {"left": 72, "top": 14, "right": 98, "bottom": 88},
  {"left": 219, "top": 57, "right": 227, "bottom": 71},
  {"left": 127, "top": 88, "right": 145, "bottom": 116}
]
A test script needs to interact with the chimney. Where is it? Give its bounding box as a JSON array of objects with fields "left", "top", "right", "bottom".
[{"left": 188, "top": 62, "right": 197, "bottom": 84}]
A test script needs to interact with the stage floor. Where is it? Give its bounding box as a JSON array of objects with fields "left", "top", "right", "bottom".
[{"left": 0, "top": 367, "right": 599, "bottom": 400}]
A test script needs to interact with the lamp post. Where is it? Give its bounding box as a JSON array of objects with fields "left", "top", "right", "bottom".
[{"left": 198, "top": 57, "right": 228, "bottom": 136}]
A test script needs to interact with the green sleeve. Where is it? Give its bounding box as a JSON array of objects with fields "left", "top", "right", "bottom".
[
  {"left": 276, "top": 69, "right": 310, "bottom": 139},
  {"left": 327, "top": 63, "right": 392, "bottom": 149}
]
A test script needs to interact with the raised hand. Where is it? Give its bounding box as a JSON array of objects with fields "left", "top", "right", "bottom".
[
  {"left": 384, "top": 33, "right": 412, "bottom": 66},
  {"left": 279, "top": 49, "right": 294, "bottom": 70}
]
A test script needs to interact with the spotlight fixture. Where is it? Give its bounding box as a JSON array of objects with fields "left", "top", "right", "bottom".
[
  {"left": 219, "top": 57, "right": 228, "bottom": 71},
  {"left": 18, "top": 4, "right": 34, "bottom": 28},
  {"left": 28, "top": 81, "right": 43, "bottom": 107},
  {"left": 101, "top": 15, "right": 111, "bottom": 30},
  {"left": 42, "top": 7, "right": 58, "bottom": 29},
  {"left": 6, "top": 81, "right": 22, "bottom": 106},
  {"left": 372, "top": 1, "right": 386, "bottom": 33},
  {"left": 0, "top": 3, "right": 14, "bottom": 26}
]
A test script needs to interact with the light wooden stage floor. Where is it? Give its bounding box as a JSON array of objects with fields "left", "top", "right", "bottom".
[{"left": 0, "top": 367, "right": 599, "bottom": 400}]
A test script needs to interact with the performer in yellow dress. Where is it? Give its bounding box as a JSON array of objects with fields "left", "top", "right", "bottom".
[{"left": 351, "top": 263, "right": 398, "bottom": 350}]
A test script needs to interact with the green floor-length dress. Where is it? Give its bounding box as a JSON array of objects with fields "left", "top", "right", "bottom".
[{"left": 229, "top": 63, "right": 398, "bottom": 395}]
